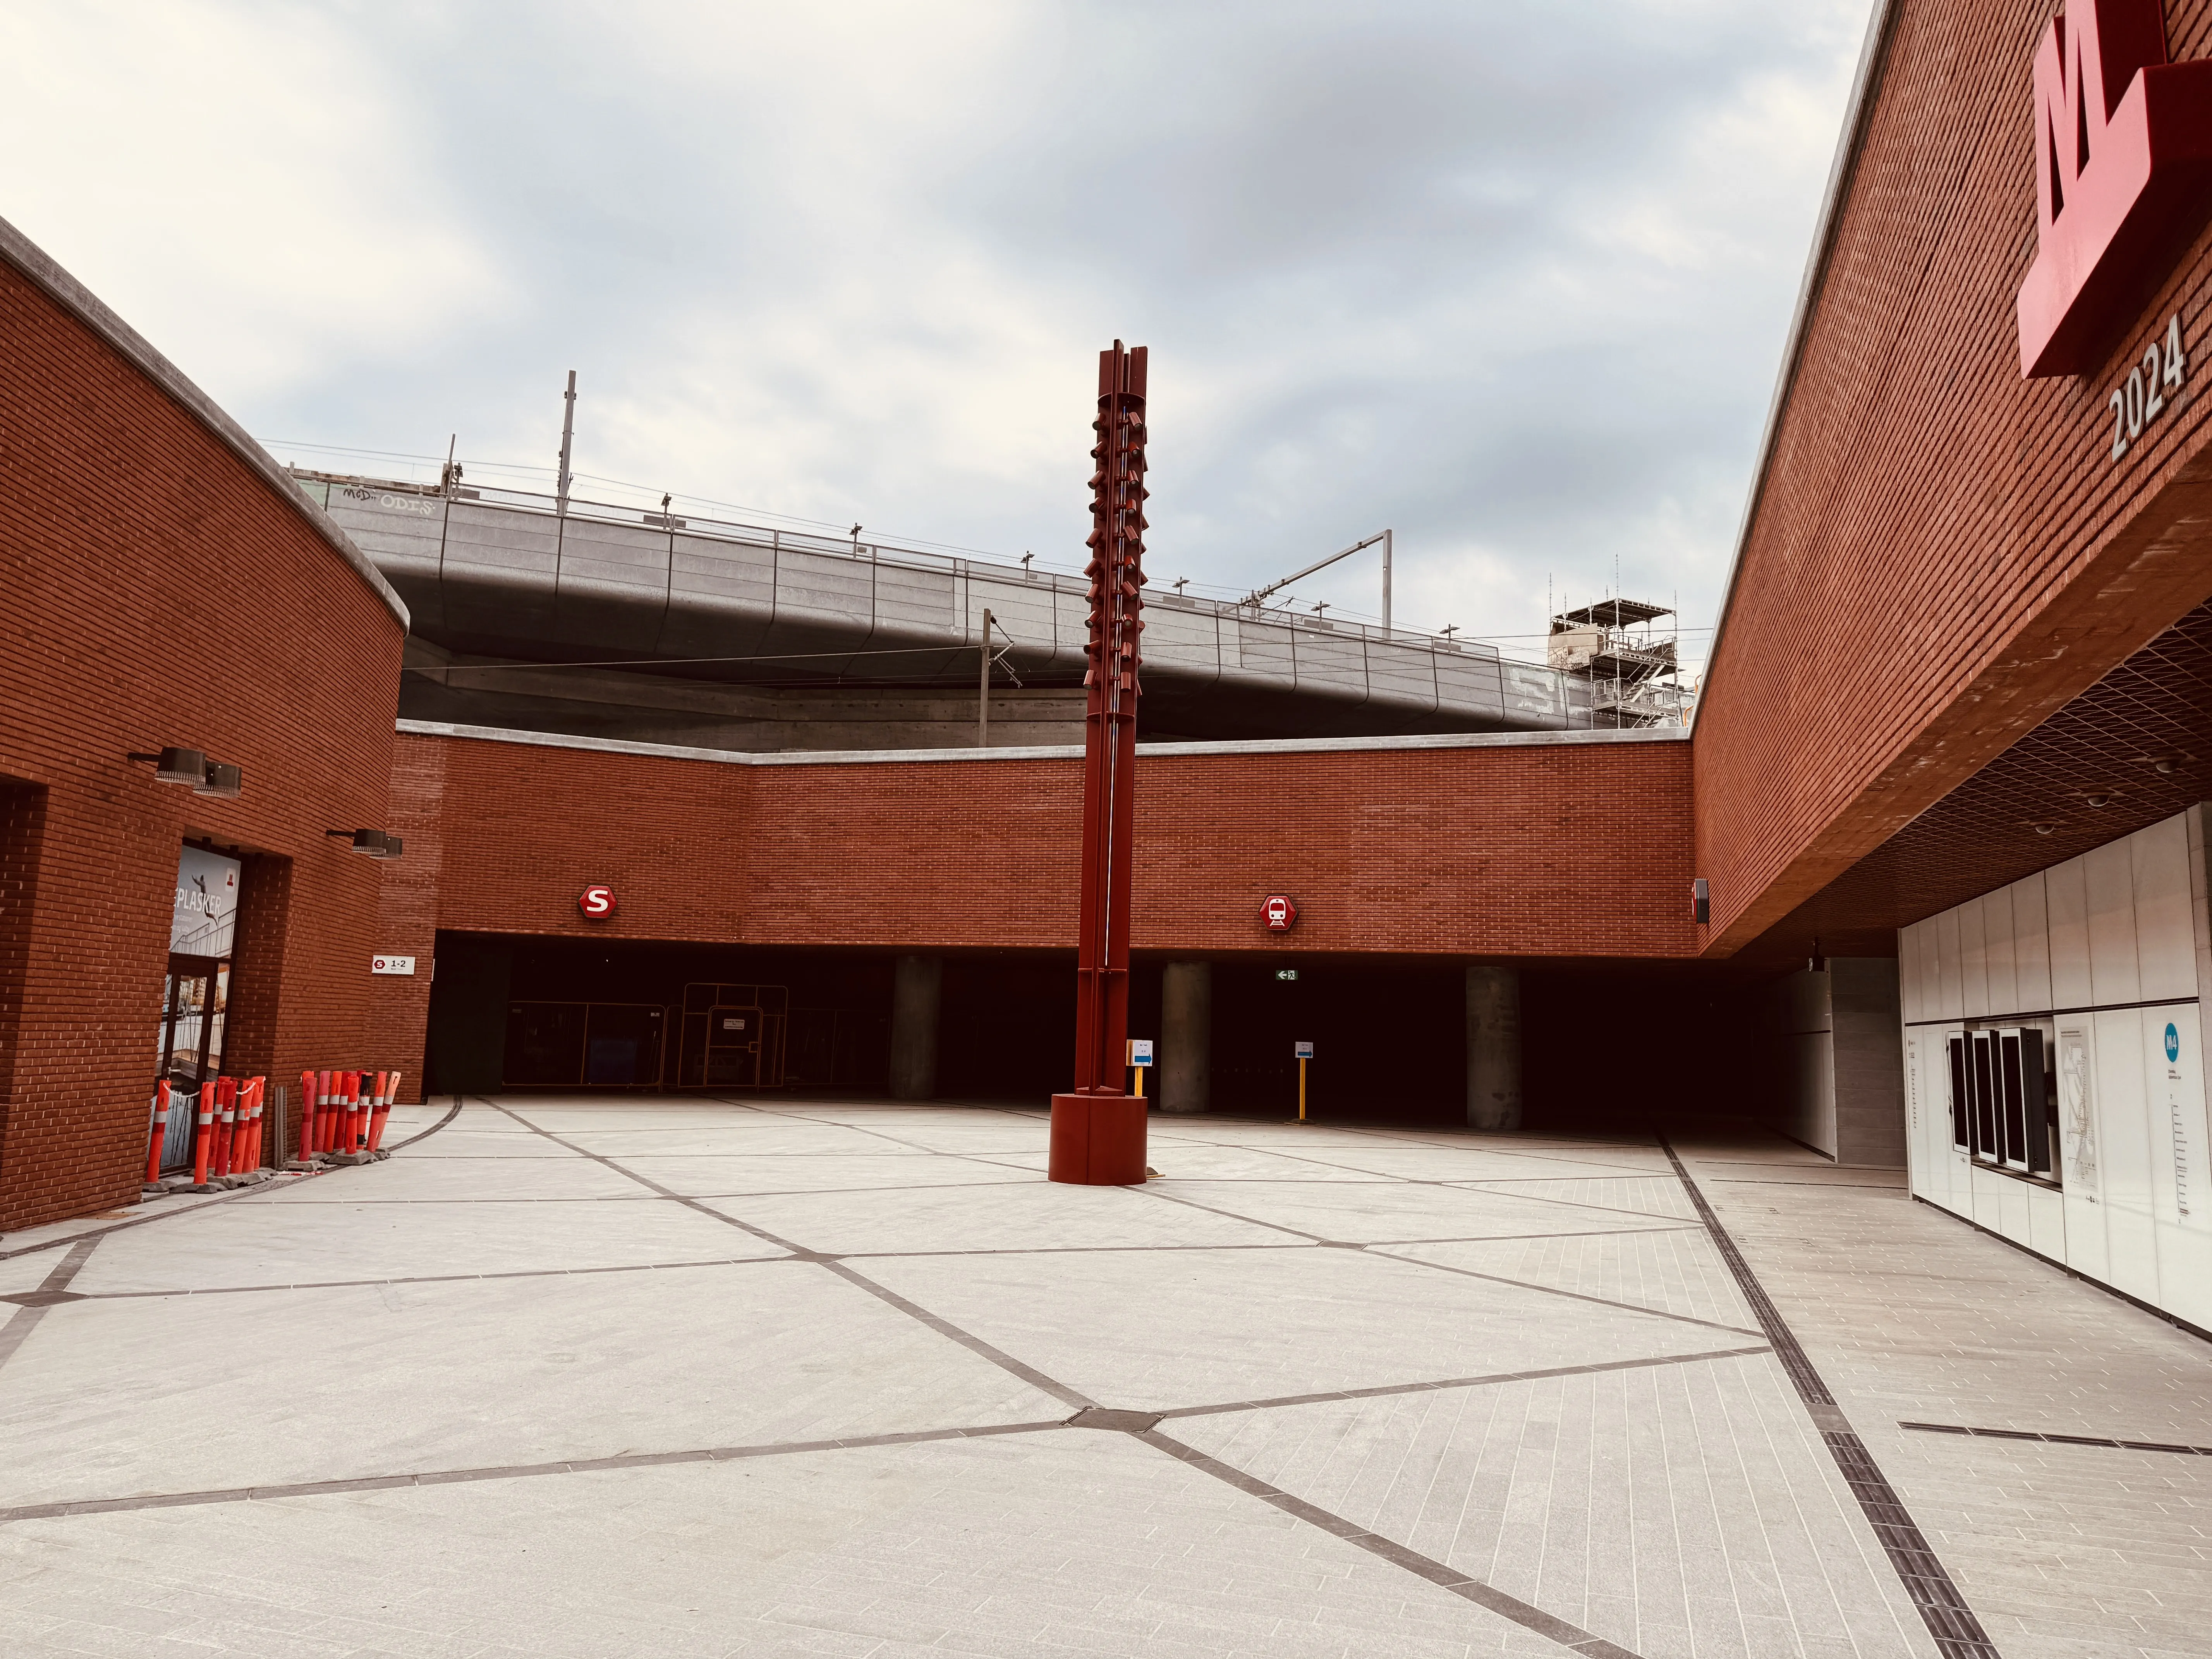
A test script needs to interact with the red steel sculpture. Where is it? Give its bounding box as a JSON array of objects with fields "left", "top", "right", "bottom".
[{"left": 1049, "top": 341, "right": 1150, "bottom": 1185}]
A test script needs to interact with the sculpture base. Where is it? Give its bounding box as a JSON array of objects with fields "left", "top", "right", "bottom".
[{"left": 1048, "top": 1092, "right": 1148, "bottom": 1185}]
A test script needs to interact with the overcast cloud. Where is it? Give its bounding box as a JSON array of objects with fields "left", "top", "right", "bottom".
[{"left": 0, "top": 0, "right": 1874, "bottom": 666}]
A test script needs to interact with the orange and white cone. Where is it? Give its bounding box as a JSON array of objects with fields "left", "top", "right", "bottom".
[
  {"left": 144, "top": 1082, "right": 171, "bottom": 1186},
  {"left": 190, "top": 1082, "right": 217, "bottom": 1187},
  {"left": 367, "top": 1071, "right": 400, "bottom": 1152},
  {"left": 211, "top": 1076, "right": 238, "bottom": 1178},
  {"left": 297, "top": 1071, "right": 318, "bottom": 1163},
  {"left": 240, "top": 1077, "right": 265, "bottom": 1171}
]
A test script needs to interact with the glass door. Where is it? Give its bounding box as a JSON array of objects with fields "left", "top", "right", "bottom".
[{"left": 154, "top": 953, "right": 225, "bottom": 1169}]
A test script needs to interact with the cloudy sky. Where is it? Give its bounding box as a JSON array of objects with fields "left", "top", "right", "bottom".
[{"left": 2, "top": 0, "right": 1873, "bottom": 666}]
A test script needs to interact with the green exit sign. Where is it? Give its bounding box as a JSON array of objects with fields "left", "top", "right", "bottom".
[{"left": 1276, "top": 969, "right": 1298, "bottom": 981}]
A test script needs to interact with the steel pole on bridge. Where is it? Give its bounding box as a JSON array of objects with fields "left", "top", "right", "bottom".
[{"left": 1049, "top": 342, "right": 1150, "bottom": 1185}]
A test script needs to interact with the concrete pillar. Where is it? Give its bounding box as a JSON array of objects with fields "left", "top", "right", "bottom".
[
  {"left": 888, "top": 954, "right": 942, "bottom": 1100},
  {"left": 1466, "top": 965, "right": 1523, "bottom": 1130},
  {"left": 1159, "top": 961, "right": 1211, "bottom": 1114}
]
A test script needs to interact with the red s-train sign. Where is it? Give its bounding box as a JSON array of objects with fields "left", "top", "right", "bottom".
[
  {"left": 577, "top": 884, "right": 617, "bottom": 919},
  {"left": 2016, "top": 0, "right": 2212, "bottom": 377}
]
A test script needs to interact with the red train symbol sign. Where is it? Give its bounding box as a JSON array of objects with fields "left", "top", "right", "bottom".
[{"left": 1261, "top": 894, "right": 1297, "bottom": 931}]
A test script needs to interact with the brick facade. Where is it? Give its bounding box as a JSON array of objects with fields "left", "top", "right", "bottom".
[
  {"left": 0, "top": 255, "right": 403, "bottom": 1229},
  {"left": 1694, "top": 0, "right": 2212, "bottom": 953},
  {"left": 365, "top": 729, "right": 1700, "bottom": 1100}
]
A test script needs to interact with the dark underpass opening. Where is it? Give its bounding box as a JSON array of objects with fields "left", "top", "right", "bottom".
[{"left": 423, "top": 934, "right": 1772, "bottom": 1137}]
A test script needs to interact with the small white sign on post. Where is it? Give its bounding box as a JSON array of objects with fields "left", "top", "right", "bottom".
[
  {"left": 371, "top": 955, "right": 416, "bottom": 976},
  {"left": 1129, "top": 1039, "right": 1154, "bottom": 1067},
  {"left": 1294, "top": 1041, "right": 1314, "bottom": 1059}
]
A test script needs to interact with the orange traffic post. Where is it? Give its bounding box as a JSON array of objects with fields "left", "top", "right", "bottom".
[
  {"left": 297, "top": 1071, "right": 318, "bottom": 1163},
  {"left": 316, "top": 1069, "right": 335, "bottom": 1153},
  {"left": 143, "top": 1083, "right": 170, "bottom": 1186},
  {"left": 189, "top": 1081, "right": 216, "bottom": 1187},
  {"left": 344, "top": 1070, "right": 364, "bottom": 1154},
  {"left": 225, "top": 1078, "right": 247, "bottom": 1175},
  {"left": 366, "top": 1070, "right": 398, "bottom": 1153},
  {"left": 241, "top": 1077, "right": 264, "bottom": 1171},
  {"left": 211, "top": 1077, "right": 238, "bottom": 1178}
]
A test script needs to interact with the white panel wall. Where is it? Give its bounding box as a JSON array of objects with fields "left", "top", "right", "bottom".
[
  {"left": 1959, "top": 897, "right": 1990, "bottom": 1017},
  {"left": 1900, "top": 805, "right": 2210, "bottom": 1334},
  {"left": 2015, "top": 875, "right": 2052, "bottom": 1013},
  {"left": 2134, "top": 817, "right": 2195, "bottom": 1001},
  {"left": 2046, "top": 857, "right": 2092, "bottom": 1008}
]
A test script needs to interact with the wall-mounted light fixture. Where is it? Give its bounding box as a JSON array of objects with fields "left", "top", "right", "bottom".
[
  {"left": 326, "top": 828, "right": 404, "bottom": 859},
  {"left": 128, "top": 747, "right": 242, "bottom": 795},
  {"left": 128, "top": 747, "right": 204, "bottom": 785}
]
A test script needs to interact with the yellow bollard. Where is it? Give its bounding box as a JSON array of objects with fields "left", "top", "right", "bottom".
[{"left": 1294, "top": 1041, "right": 1312, "bottom": 1121}]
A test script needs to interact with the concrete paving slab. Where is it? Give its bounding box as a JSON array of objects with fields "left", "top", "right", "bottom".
[
  {"left": 1384, "top": 1229, "right": 1752, "bottom": 1328},
  {"left": 66, "top": 1195, "right": 786, "bottom": 1295},
  {"left": 1124, "top": 1138, "right": 1409, "bottom": 1182},
  {"left": 611, "top": 1152, "right": 1033, "bottom": 1197},
  {"left": 1142, "top": 1175, "right": 1688, "bottom": 1241},
  {"left": 859, "top": 1242, "right": 1752, "bottom": 1412},
  {"left": 0, "top": 1431, "right": 1575, "bottom": 1659},
  {"left": 704, "top": 1177, "right": 1299, "bottom": 1257},
  {"left": 0, "top": 1261, "right": 1063, "bottom": 1508},
  {"left": 241, "top": 1154, "right": 646, "bottom": 1204}
]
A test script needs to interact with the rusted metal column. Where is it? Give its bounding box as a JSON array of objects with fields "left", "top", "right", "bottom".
[{"left": 1049, "top": 341, "right": 1150, "bottom": 1185}]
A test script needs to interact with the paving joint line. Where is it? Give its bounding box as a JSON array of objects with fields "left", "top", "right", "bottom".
[
  {"left": 1133, "top": 1427, "right": 1645, "bottom": 1657},
  {"left": 1136, "top": 1183, "right": 1757, "bottom": 1336},
  {"left": 3, "top": 1254, "right": 797, "bottom": 1304},
  {"left": 0, "top": 1239, "right": 101, "bottom": 1375},
  {"left": 1659, "top": 1134, "right": 2001, "bottom": 1659},
  {"left": 0, "top": 1100, "right": 464, "bottom": 1264},
  {"left": 1155, "top": 1345, "right": 1774, "bottom": 1420},
  {"left": 1360, "top": 1247, "right": 1766, "bottom": 1338},
  {"left": 493, "top": 1099, "right": 1092, "bottom": 1410},
  {"left": 0, "top": 1347, "right": 1781, "bottom": 1531},
  {"left": 0, "top": 1418, "right": 1075, "bottom": 1526},
  {"left": 1900, "top": 1421, "right": 2212, "bottom": 1456}
]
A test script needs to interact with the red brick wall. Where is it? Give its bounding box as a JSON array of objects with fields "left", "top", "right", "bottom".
[
  {"left": 0, "top": 259, "right": 404, "bottom": 1229},
  {"left": 370, "top": 729, "right": 1698, "bottom": 1098},
  {"left": 1694, "top": 0, "right": 2212, "bottom": 952}
]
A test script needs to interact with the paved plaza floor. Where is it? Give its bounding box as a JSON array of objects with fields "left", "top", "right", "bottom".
[{"left": 0, "top": 1098, "right": 2207, "bottom": 1659}]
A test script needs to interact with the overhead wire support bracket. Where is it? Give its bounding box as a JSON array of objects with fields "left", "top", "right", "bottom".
[{"left": 1240, "top": 529, "right": 1393, "bottom": 632}]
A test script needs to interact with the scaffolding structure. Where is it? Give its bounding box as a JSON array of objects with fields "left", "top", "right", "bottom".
[{"left": 1546, "top": 598, "right": 1692, "bottom": 727}]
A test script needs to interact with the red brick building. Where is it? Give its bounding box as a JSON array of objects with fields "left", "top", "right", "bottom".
[
  {"left": 9, "top": 0, "right": 2212, "bottom": 1334},
  {"left": 0, "top": 220, "right": 407, "bottom": 1230}
]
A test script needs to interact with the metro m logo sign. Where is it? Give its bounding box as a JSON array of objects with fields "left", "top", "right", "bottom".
[{"left": 2016, "top": 0, "right": 2212, "bottom": 376}]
